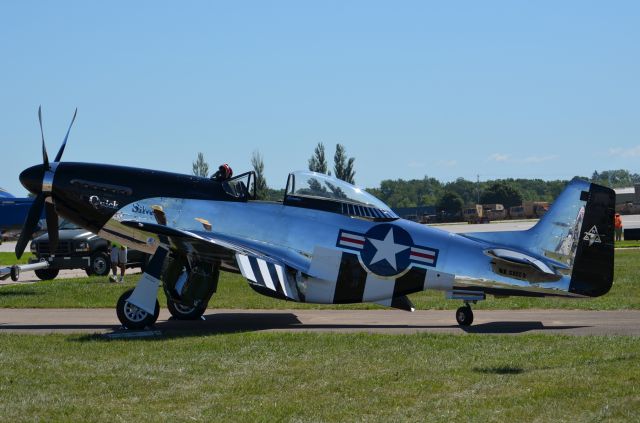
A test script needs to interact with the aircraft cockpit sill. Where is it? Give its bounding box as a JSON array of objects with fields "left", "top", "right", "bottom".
[
  {"left": 283, "top": 170, "right": 399, "bottom": 221},
  {"left": 283, "top": 195, "right": 398, "bottom": 221}
]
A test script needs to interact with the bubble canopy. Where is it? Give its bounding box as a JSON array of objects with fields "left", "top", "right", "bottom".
[{"left": 285, "top": 171, "right": 396, "bottom": 218}]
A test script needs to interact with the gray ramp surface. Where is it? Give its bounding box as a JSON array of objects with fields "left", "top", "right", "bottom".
[{"left": 0, "top": 308, "right": 638, "bottom": 336}]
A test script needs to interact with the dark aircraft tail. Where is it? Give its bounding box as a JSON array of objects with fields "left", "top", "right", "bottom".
[
  {"left": 557, "top": 182, "right": 615, "bottom": 297},
  {"left": 532, "top": 179, "right": 615, "bottom": 296},
  {"left": 465, "top": 178, "right": 615, "bottom": 297}
]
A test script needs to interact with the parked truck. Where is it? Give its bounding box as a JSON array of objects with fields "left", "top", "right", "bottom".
[
  {"left": 463, "top": 205, "right": 490, "bottom": 224},
  {"left": 522, "top": 201, "right": 549, "bottom": 218},
  {"left": 28, "top": 220, "right": 148, "bottom": 280},
  {"left": 482, "top": 203, "right": 506, "bottom": 221}
]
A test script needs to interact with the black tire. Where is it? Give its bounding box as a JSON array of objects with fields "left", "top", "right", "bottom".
[
  {"left": 34, "top": 268, "right": 59, "bottom": 280},
  {"left": 10, "top": 265, "right": 20, "bottom": 282},
  {"left": 116, "top": 288, "right": 160, "bottom": 330},
  {"left": 167, "top": 299, "right": 206, "bottom": 320},
  {"left": 456, "top": 306, "right": 474, "bottom": 326},
  {"left": 89, "top": 252, "right": 110, "bottom": 276}
]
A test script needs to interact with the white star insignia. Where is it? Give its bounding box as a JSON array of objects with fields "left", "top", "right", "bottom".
[
  {"left": 583, "top": 225, "right": 601, "bottom": 246},
  {"left": 368, "top": 228, "right": 409, "bottom": 270}
]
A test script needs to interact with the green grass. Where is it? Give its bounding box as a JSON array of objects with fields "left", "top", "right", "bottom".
[
  {"left": 0, "top": 332, "right": 637, "bottom": 422},
  {"left": 616, "top": 239, "right": 640, "bottom": 248},
  {"left": 0, "top": 252, "right": 33, "bottom": 265},
  {"left": 0, "top": 249, "right": 638, "bottom": 310}
]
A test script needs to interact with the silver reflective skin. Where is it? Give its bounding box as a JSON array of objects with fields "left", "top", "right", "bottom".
[{"left": 98, "top": 171, "right": 594, "bottom": 302}]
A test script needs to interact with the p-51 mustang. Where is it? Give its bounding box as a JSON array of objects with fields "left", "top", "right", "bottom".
[{"left": 16, "top": 109, "right": 615, "bottom": 329}]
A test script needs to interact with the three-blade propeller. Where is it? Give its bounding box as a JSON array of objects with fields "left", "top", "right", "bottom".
[{"left": 15, "top": 106, "right": 78, "bottom": 259}]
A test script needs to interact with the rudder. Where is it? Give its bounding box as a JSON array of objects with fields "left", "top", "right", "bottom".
[{"left": 568, "top": 183, "right": 615, "bottom": 296}]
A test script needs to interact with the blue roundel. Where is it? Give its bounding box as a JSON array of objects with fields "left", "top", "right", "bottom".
[{"left": 360, "top": 224, "right": 414, "bottom": 277}]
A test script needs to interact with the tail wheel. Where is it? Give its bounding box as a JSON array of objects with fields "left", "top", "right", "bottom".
[
  {"left": 167, "top": 298, "right": 207, "bottom": 320},
  {"left": 456, "top": 305, "right": 474, "bottom": 327},
  {"left": 116, "top": 288, "right": 160, "bottom": 330}
]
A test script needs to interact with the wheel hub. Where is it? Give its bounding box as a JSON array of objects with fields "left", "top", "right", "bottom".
[
  {"left": 174, "top": 303, "right": 196, "bottom": 314},
  {"left": 123, "top": 301, "right": 149, "bottom": 322}
]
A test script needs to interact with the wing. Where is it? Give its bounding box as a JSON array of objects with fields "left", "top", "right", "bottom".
[{"left": 120, "top": 220, "right": 307, "bottom": 300}]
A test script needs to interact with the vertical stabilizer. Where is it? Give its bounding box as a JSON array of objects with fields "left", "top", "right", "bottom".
[{"left": 462, "top": 178, "right": 615, "bottom": 297}]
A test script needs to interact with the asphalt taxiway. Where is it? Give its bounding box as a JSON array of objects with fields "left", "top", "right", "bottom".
[{"left": 0, "top": 308, "right": 638, "bottom": 336}]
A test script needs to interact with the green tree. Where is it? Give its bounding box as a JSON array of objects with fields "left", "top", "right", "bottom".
[
  {"left": 250, "top": 150, "right": 268, "bottom": 200},
  {"left": 192, "top": 152, "right": 209, "bottom": 177},
  {"left": 480, "top": 182, "right": 523, "bottom": 208},
  {"left": 436, "top": 191, "right": 464, "bottom": 215},
  {"left": 333, "top": 143, "right": 355, "bottom": 184},
  {"left": 444, "top": 178, "right": 483, "bottom": 206},
  {"left": 590, "top": 169, "right": 640, "bottom": 188},
  {"left": 308, "top": 142, "right": 330, "bottom": 175}
]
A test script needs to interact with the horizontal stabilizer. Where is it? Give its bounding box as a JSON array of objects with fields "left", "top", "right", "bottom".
[{"left": 486, "top": 249, "right": 561, "bottom": 283}]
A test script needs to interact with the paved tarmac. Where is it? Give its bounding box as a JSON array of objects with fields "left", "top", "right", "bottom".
[{"left": 0, "top": 308, "right": 638, "bottom": 336}]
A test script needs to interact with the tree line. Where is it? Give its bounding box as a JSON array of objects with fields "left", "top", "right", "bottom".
[{"left": 191, "top": 147, "right": 638, "bottom": 211}]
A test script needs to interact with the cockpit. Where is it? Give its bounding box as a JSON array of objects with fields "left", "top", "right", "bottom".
[
  {"left": 283, "top": 171, "right": 397, "bottom": 220},
  {"left": 221, "top": 172, "right": 255, "bottom": 200}
]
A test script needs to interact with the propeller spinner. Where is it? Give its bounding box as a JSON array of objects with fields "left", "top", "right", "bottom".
[{"left": 15, "top": 106, "right": 77, "bottom": 259}]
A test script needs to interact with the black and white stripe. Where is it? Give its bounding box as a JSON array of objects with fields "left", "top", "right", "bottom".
[
  {"left": 236, "top": 254, "right": 299, "bottom": 301},
  {"left": 304, "top": 247, "right": 436, "bottom": 308}
]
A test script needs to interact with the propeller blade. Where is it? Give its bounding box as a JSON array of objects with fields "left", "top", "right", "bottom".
[
  {"left": 38, "top": 106, "right": 49, "bottom": 169},
  {"left": 45, "top": 202, "right": 59, "bottom": 253},
  {"left": 15, "top": 194, "right": 45, "bottom": 259},
  {"left": 54, "top": 108, "right": 77, "bottom": 162}
]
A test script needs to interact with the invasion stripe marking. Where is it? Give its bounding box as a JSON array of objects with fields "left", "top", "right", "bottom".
[
  {"left": 266, "top": 262, "right": 284, "bottom": 295},
  {"left": 248, "top": 257, "right": 266, "bottom": 287},
  {"left": 275, "top": 265, "right": 289, "bottom": 298},
  {"left": 237, "top": 255, "right": 256, "bottom": 282},
  {"left": 258, "top": 260, "right": 276, "bottom": 291},
  {"left": 393, "top": 267, "right": 427, "bottom": 297},
  {"left": 333, "top": 253, "right": 368, "bottom": 304},
  {"left": 363, "top": 273, "right": 396, "bottom": 303}
]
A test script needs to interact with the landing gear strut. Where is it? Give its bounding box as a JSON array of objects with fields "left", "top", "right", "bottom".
[{"left": 455, "top": 303, "right": 474, "bottom": 326}]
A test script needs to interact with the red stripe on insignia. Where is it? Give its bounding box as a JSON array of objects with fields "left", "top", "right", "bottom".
[
  {"left": 341, "top": 236, "right": 365, "bottom": 245},
  {"left": 410, "top": 251, "right": 435, "bottom": 260}
]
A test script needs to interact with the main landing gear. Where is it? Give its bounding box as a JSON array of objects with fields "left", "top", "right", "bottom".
[
  {"left": 455, "top": 303, "right": 474, "bottom": 326},
  {"left": 115, "top": 247, "right": 220, "bottom": 330},
  {"left": 166, "top": 299, "right": 207, "bottom": 320}
]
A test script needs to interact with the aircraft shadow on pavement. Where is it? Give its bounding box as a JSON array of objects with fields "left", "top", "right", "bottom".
[
  {"left": 102, "top": 313, "right": 589, "bottom": 339},
  {"left": 0, "top": 324, "right": 116, "bottom": 331},
  {"left": 0, "top": 313, "right": 589, "bottom": 339},
  {"left": 461, "top": 321, "right": 588, "bottom": 334}
]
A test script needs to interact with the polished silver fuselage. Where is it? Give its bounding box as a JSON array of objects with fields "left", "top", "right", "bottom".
[{"left": 98, "top": 196, "right": 576, "bottom": 300}]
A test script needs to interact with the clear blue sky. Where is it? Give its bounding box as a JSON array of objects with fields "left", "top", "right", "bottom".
[{"left": 1, "top": 1, "right": 639, "bottom": 196}]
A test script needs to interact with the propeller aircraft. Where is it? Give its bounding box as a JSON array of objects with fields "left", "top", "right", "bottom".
[{"left": 16, "top": 109, "right": 615, "bottom": 329}]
